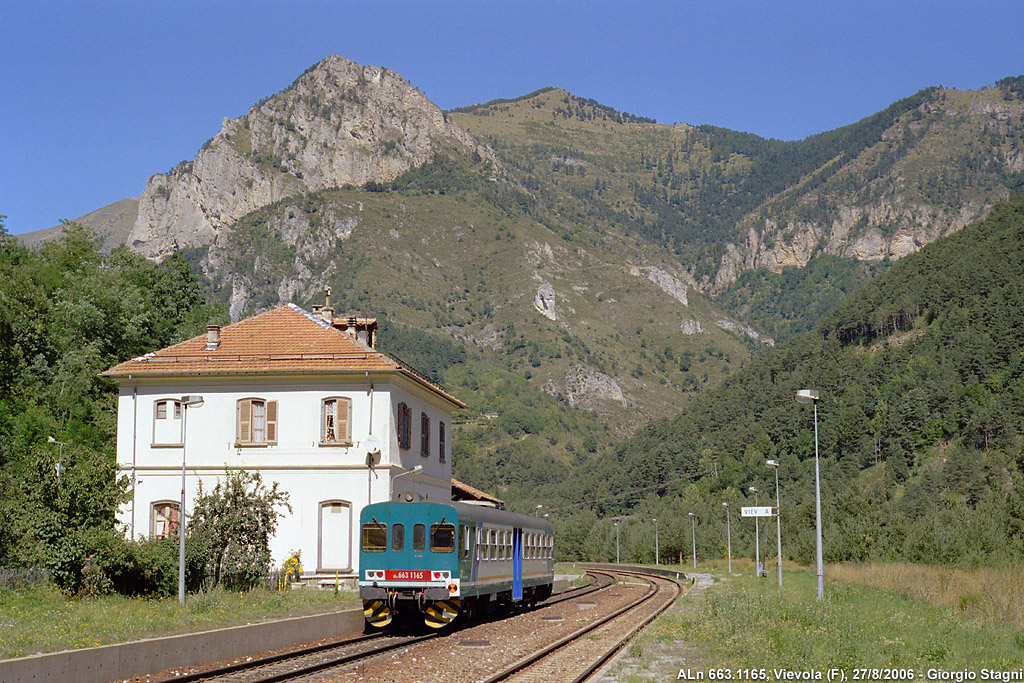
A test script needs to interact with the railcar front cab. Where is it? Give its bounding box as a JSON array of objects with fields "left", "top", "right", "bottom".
[{"left": 359, "top": 502, "right": 462, "bottom": 629}]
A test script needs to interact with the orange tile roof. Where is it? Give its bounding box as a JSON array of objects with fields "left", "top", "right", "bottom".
[{"left": 102, "top": 304, "right": 464, "bottom": 407}]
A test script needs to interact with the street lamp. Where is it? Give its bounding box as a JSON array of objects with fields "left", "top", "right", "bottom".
[
  {"left": 723, "top": 502, "right": 732, "bottom": 573},
  {"left": 688, "top": 512, "right": 696, "bottom": 569},
  {"left": 653, "top": 518, "right": 659, "bottom": 566},
  {"left": 766, "top": 459, "right": 782, "bottom": 587},
  {"left": 179, "top": 395, "right": 204, "bottom": 605},
  {"left": 796, "top": 388, "right": 823, "bottom": 601},
  {"left": 47, "top": 436, "right": 69, "bottom": 482},
  {"left": 749, "top": 486, "right": 760, "bottom": 577},
  {"left": 614, "top": 520, "right": 620, "bottom": 564},
  {"left": 390, "top": 465, "right": 424, "bottom": 499}
]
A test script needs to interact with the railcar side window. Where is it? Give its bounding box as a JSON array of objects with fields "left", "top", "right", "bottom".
[
  {"left": 392, "top": 523, "right": 405, "bottom": 552},
  {"left": 430, "top": 523, "right": 456, "bottom": 552},
  {"left": 413, "top": 524, "right": 426, "bottom": 552},
  {"left": 488, "top": 529, "right": 497, "bottom": 560},
  {"left": 361, "top": 523, "right": 387, "bottom": 552}
]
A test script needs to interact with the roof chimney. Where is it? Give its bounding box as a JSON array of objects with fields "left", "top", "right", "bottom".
[
  {"left": 320, "top": 285, "right": 334, "bottom": 322},
  {"left": 206, "top": 325, "right": 221, "bottom": 350},
  {"left": 333, "top": 316, "right": 378, "bottom": 348}
]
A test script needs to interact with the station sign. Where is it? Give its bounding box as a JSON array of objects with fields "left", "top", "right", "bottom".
[{"left": 741, "top": 506, "right": 775, "bottom": 517}]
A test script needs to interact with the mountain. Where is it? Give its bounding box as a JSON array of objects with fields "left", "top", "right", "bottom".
[
  {"left": 16, "top": 198, "right": 138, "bottom": 253},
  {"left": 32, "top": 58, "right": 1024, "bottom": 479},
  {"left": 448, "top": 80, "right": 1024, "bottom": 295},
  {"left": 555, "top": 193, "right": 1024, "bottom": 565},
  {"left": 127, "top": 55, "right": 489, "bottom": 261}
]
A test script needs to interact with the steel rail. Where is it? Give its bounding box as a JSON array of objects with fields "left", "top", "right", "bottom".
[
  {"left": 479, "top": 568, "right": 679, "bottom": 683},
  {"left": 147, "top": 574, "right": 601, "bottom": 683}
]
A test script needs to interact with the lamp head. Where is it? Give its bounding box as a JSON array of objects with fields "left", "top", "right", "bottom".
[
  {"left": 180, "top": 395, "right": 204, "bottom": 407},
  {"left": 722, "top": 502, "right": 728, "bottom": 507},
  {"left": 796, "top": 389, "right": 819, "bottom": 404},
  {"left": 688, "top": 512, "right": 694, "bottom": 517},
  {"left": 766, "top": 459, "right": 779, "bottom": 468},
  {"left": 748, "top": 486, "right": 758, "bottom": 493}
]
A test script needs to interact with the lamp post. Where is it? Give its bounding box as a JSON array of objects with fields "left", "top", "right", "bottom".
[
  {"left": 47, "top": 436, "right": 69, "bottom": 482},
  {"left": 749, "top": 486, "right": 760, "bottom": 576},
  {"left": 653, "top": 518, "right": 659, "bottom": 566},
  {"left": 766, "top": 459, "right": 782, "bottom": 587},
  {"left": 390, "top": 465, "right": 423, "bottom": 499},
  {"left": 688, "top": 512, "right": 696, "bottom": 569},
  {"left": 179, "top": 395, "right": 204, "bottom": 605},
  {"left": 723, "top": 502, "right": 732, "bottom": 573},
  {"left": 614, "top": 520, "right": 620, "bottom": 564},
  {"left": 796, "top": 389, "right": 823, "bottom": 601}
]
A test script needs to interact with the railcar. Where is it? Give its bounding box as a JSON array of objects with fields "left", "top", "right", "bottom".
[{"left": 358, "top": 500, "right": 554, "bottom": 628}]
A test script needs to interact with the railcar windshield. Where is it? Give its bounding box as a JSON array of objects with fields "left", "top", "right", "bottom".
[
  {"left": 361, "top": 522, "right": 387, "bottom": 552},
  {"left": 392, "top": 523, "right": 405, "bottom": 552},
  {"left": 413, "top": 524, "right": 426, "bottom": 552},
  {"left": 430, "top": 523, "right": 456, "bottom": 552}
]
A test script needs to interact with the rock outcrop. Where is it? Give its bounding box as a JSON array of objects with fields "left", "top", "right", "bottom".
[{"left": 127, "top": 55, "right": 486, "bottom": 260}]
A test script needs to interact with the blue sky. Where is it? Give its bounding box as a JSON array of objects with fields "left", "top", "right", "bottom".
[{"left": 2, "top": 1, "right": 1021, "bottom": 235}]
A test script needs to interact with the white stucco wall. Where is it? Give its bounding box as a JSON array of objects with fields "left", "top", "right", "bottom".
[{"left": 114, "top": 371, "right": 455, "bottom": 574}]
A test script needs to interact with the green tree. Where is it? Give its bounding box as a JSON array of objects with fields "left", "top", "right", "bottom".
[{"left": 187, "top": 470, "right": 291, "bottom": 591}]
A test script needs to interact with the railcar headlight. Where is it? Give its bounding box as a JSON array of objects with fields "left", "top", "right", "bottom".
[
  {"left": 430, "top": 571, "right": 451, "bottom": 581},
  {"left": 366, "top": 570, "right": 385, "bottom": 580}
]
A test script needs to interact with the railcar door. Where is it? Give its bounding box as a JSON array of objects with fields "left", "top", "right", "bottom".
[{"left": 512, "top": 527, "right": 523, "bottom": 601}]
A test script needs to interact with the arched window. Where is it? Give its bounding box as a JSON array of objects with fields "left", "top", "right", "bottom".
[
  {"left": 320, "top": 397, "right": 352, "bottom": 444},
  {"left": 152, "top": 399, "right": 183, "bottom": 446},
  {"left": 237, "top": 398, "right": 278, "bottom": 445},
  {"left": 152, "top": 501, "right": 179, "bottom": 539}
]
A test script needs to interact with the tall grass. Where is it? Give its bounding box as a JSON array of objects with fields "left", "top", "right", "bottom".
[
  {"left": 643, "top": 566, "right": 1024, "bottom": 670},
  {"left": 0, "top": 584, "right": 358, "bottom": 660},
  {"left": 829, "top": 562, "right": 1024, "bottom": 628}
]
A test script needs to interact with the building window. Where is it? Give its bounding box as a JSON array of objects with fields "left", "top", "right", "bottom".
[
  {"left": 439, "top": 421, "right": 446, "bottom": 463},
  {"left": 153, "top": 399, "right": 183, "bottom": 446},
  {"left": 420, "top": 413, "right": 430, "bottom": 457},
  {"left": 152, "top": 501, "right": 179, "bottom": 539},
  {"left": 321, "top": 397, "right": 352, "bottom": 444},
  {"left": 237, "top": 398, "right": 278, "bottom": 445},
  {"left": 397, "top": 402, "right": 411, "bottom": 450}
]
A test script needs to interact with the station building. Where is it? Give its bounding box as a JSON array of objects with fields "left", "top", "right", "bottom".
[{"left": 101, "top": 300, "right": 465, "bottom": 582}]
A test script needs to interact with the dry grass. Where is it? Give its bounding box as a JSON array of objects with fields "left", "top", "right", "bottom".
[{"left": 830, "top": 562, "right": 1024, "bottom": 627}]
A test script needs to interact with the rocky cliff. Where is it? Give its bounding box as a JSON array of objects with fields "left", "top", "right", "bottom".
[{"left": 127, "top": 55, "right": 487, "bottom": 260}]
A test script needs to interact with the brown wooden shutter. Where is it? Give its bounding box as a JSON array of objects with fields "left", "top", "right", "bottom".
[
  {"left": 339, "top": 398, "right": 351, "bottom": 443},
  {"left": 398, "top": 402, "right": 410, "bottom": 449},
  {"left": 266, "top": 400, "right": 278, "bottom": 444},
  {"left": 238, "top": 399, "right": 252, "bottom": 443},
  {"left": 421, "top": 413, "right": 429, "bottom": 457},
  {"left": 439, "top": 422, "right": 446, "bottom": 463}
]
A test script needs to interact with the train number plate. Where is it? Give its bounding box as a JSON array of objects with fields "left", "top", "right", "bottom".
[{"left": 386, "top": 570, "right": 429, "bottom": 580}]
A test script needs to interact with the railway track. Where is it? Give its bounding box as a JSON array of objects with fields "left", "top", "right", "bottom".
[
  {"left": 145, "top": 575, "right": 607, "bottom": 683},
  {"left": 481, "top": 569, "right": 684, "bottom": 683}
]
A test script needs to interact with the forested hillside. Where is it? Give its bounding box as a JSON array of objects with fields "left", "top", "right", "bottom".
[
  {"left": 0, "top": 220, "right": 224, "bottom": 588},
  {"left": 544, "top": 193, "right": 1024, "bottom": 567}
]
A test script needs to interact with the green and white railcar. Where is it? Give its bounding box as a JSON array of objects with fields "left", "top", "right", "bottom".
[{"left": 358, "top": 501, "right": 554, "bottom": 628}]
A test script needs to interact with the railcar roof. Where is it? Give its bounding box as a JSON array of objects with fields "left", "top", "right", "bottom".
[{"left": 363, "top": 501, "right": 553, "bottom": 533}]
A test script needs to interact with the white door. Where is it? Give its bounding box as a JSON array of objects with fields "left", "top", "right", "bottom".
[{"left": 319, "top": 500, "right": 352, "bottom": 571}]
